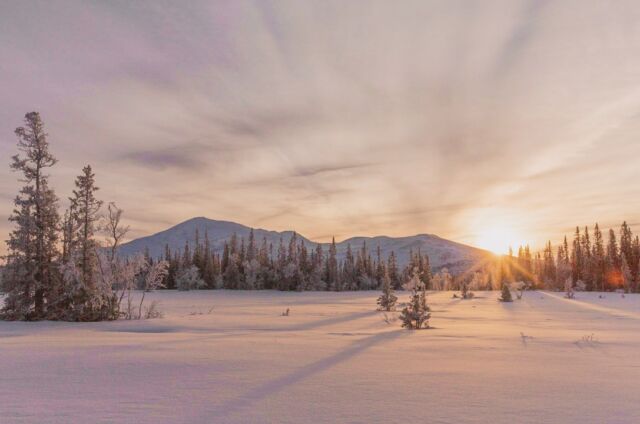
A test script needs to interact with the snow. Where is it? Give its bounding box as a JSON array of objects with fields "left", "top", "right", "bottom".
[{"left": 2, "top": 290, "right": 640, "bottom": 423}]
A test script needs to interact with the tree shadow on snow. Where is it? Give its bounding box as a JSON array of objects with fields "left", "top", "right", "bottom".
[{"left": 202, "top": 329, "right": 408, "bottom": 421}]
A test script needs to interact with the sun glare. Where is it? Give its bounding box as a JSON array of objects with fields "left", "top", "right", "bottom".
[{"left": 475, "top": 226, "right": 521, "bottom": 255}]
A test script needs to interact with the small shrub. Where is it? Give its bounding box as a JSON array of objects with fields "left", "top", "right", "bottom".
[
  {"left": 400, "top": 269, "right": 431, "bottom": 330},
  {"left": 499, "top": 283, "right": 513, "bottom": 302},
  {"left": 143, "top": 301, "right": 163, "bottom": 319}
]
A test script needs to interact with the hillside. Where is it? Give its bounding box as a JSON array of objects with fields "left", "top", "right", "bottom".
[{"left": 118, "top": 217, "right": 491, "bottom": 272}]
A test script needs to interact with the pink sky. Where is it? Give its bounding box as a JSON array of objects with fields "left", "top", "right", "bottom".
[{"left": 2, "top": 0, "right": 640, "bottom": 253}]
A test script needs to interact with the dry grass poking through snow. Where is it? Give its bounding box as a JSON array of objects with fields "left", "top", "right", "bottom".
[{"left": 2, "top": 290, "right": 640, "bottom": 423}]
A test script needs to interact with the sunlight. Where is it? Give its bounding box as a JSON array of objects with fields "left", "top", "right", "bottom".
[
  {"left": 475, "top": 225, "right": 520, "bottom": 255},
  {"left": 464, "top": 207, "right": 529, "bottom": 255}
]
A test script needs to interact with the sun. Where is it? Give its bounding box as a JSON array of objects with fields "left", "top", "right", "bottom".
[{"left": 474, "top": 225, "right": 521, "bottom": 255}]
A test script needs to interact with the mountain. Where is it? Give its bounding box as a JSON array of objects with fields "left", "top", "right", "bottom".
[{"left": 118, "top": 217, "right": 491, "bottom": 273}]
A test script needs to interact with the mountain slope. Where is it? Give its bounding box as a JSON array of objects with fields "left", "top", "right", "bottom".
[{"left": 118, "top": 217, "right": 491, "bottom": 272}]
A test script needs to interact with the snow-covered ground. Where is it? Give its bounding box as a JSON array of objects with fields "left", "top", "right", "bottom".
[{"left": 2, "top": 290, "right": 640, "bottom": 423}]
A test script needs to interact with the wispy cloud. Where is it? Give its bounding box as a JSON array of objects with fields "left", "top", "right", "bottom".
[{"left": 2, "top": 0, "right": 640, "bottom": 252}]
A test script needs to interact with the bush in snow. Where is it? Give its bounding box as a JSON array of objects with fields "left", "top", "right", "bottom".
[
  {"left": 400, "top": 269, "right": 431, "bottom": 329},
  {"left": 377, "top": 269, "right": 397, "bottom": 311},
  {"left": 499, "top": 282, "right": 513, "bottom": 302},
  {"left": 512, "top": 281, "right": 528, "bottom": 300},
  {"left": 143, "top": 300, "right": 163, "bottom": 319},
  {"left": 460, "top": 280, "right": 474, "bottom": 299},
  {"left": 135, "top": 260, "right": 168, "bottom": 319},
  {"left": 176, "top": 265, "right": 206, "bottom": 291}
]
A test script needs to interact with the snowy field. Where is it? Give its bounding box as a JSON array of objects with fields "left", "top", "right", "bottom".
[{"left": 2, "top": 290, "right": 640, "bottom": 424}]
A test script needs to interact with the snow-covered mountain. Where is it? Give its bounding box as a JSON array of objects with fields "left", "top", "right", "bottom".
[{"left": 118, "top": 217, "right": 491, "bottom": 272}]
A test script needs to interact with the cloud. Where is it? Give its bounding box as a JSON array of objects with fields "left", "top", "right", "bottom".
[
  {"left": 490, "top": 0, "right": 548, "bottom": 78},
  {"left": 122, "top": 143, "right": 209, "bottom": 171},
  {"left": 2, "top": 0, "right": 640, "bottom": 254}
]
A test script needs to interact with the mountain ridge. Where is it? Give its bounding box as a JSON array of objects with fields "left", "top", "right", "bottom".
[{"left": 118, "top": 217, "right": 492, "bottom": 273}]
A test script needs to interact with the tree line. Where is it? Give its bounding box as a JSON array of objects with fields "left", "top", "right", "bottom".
[
  {"left": 153, "top": 229, "right": 434, "bottom": 292},
  {"left": 507, "top": 223, "right": 640, "bottom": 292}
]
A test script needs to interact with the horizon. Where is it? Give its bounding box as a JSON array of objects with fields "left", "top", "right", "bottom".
[
  {"left": 117, "top": 214, "right": 636, "bottom": 257},
  {"left": 3, "top": 1, "right": 640, "bottom": 255}
]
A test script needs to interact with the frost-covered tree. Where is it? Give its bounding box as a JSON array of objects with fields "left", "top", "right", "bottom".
[
  {"left": 95, "top": 202, "right": 135, "bottom": 319},
  {"left": 564, "top": 278, "right": 575, "bottom": 299},
  {"left": 176, "top": 265, "right": 205, "bottom": 291},
  {"left": 241, "top": 258, "right": 260, "bottom": 290},
  {"left": 136, "top": 260, "right": 169, "bottom": 319},
  {"left": 2, "top": 112, "right": 61, "bottom": 320},
  {"left": 387, "top": 251, "right": 400, "bottom": 289},
  {"left": 377, "top": 269, "right": 397, "bottom": 311},
  {"left": 342, "top": 244, "right": 356, "bottom": 290},
  {"left": 56, "top": 165, "right": 111, "bottom": 321},
  {"left": 308, "top": 244, "right": 326, "bottom": 291},
  {"left": 400, "top": 269, "right": 431, "bottom": 329},
  {"left": 326, "top": 237, "right": 339, "bottom": 291},
  {"left": 223, "top": 254, "right": 241, "bottom": 289}
]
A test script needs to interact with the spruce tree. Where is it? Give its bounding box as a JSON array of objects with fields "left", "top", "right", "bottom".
[
  {"left": 387, "top": 251, "right": 400, "bottom": 289},
  {"left": 377, "top": 269, "right": 397, "bottom": 311},
  {"left": 2, "top": 112, "right": 61, "bottom": 320},
  {"left": 592, "top": 223, "right": 606, "bottom": 292},
  {"left": 499, "top": 281, "right": 513, "bottom": 302},
  {"left": 326, "top": 237, "right": 339, "bottom": 291},
  {"left": 399, "top": 269, "right": 431, "bottom": 329},
  {"left": 58, "top": 165, "right": 114, "bottom": 321},
  {"left": 375, "top": 245, "right": 385, "bottom": 288}
]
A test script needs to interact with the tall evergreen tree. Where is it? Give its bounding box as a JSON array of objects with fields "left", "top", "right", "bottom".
[
  {"left": 2, "top": 112, "right": 61, "bottom": 320},
  {"left": 71, "top": 166, "right": 102, "bottom": 289},
  {"left": 571, "top": 226, "right": 583, "bottom": 283},
  {"left": 592, "top": 223, "right": 606, "bottom": 292},
  {"left": 58, "top": 165, "right": 114, "bottom": 321},
  {"left": 326, "top": 237, "right": 339, "bottom": 291},
  {"left": 387, "top": 251, "right": 400, "bottom": 289}
]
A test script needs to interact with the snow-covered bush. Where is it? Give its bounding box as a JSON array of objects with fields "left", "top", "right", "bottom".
[
  {"left": 144, "top": 300, "right": 163, "bottom": 319},
  {"left": 135, "top": 260, "right": 168, "bottom": 319},
  {"left": 176, "top": 265, "right": 206, "bottom": 291},
  {"left": 511, "top": 281, "right": 528, "bottom": 300},
  {"left": 58, "top": 253, "right": 119, "bottom": 321},
  {"left": 460, "top": 280, "right": 474, "bottom": 299}
]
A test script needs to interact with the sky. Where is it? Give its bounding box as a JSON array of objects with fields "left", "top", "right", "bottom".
[{"left": 1, "top": 0, "right": 640, "bottom": 254}]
